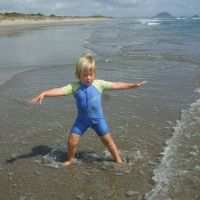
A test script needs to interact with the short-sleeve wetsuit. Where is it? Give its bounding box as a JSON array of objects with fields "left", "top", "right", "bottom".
[{"left": 62, "top": 80, "right": 112, "bottom": 136}]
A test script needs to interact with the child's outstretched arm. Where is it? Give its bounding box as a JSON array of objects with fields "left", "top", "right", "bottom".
[
  {"left": 30, "top": 88, "right": 65, "bottom": 105},
  {"left": 111, "top": 80, "right": 147, "bottom": 90}
]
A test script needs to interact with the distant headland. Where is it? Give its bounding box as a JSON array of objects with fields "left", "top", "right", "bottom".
[
  {"left": 0, "top": 12, "right": 107, "bottom": 21},
  {"left": 0, "top": 12, "right": 109, "bottom": 26},
  {"left": 154, "top": 12, "right": 174, "bottom": 18}
]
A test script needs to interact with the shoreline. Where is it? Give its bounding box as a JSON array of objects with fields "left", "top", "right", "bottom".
[
  {"left": 0, "top": 17, "right": 109, "bottom": 27},
  {"left": 0, "top": 16, "right": 97, "bottom": 86}
]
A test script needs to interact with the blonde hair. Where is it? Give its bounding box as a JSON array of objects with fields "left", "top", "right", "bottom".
[{"left": 75, "top": 53, "right": 96, "bottom": 79}]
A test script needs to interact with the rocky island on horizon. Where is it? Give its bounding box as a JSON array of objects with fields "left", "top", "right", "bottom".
[
  {"left": 154, "top": 12, "right": 174, "bottom": 18},
  {"left": 154, "top": 12, "right": 200, "bottom": 19}
]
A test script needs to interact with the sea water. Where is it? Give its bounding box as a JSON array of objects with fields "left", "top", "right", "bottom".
[
  {"left": 86, "top": 18, "right": 200, "bottom": 200},
  {"left": 0, "top": 18, "right": 200, "bottom": 199}
]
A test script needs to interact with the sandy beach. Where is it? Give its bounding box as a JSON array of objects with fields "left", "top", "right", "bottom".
[
  {"left": 0, "top": 17, "right": 199, "bottom": 200},
  {"left": 0, "top": 14, "right": 108, "bottom": 27}
]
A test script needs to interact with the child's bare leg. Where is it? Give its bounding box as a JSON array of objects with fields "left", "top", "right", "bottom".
[
  {"left": 62, "top": 134, "right": 80, "bottom": 167},
  {"left": 100, "top": 133, "right": 123, "bottom": 163}
]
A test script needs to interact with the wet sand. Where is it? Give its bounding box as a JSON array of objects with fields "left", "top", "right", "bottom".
[{"left": 0, "top": 63, "right": 196, "bottom": 200}]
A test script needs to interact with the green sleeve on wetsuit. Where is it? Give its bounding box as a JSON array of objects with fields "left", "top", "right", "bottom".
[
  {"left": 61, "top": 82, "right": 80, "bottom": 95},
  {"left": 93, "top": 80, "right": 113, "bottom": 93}
]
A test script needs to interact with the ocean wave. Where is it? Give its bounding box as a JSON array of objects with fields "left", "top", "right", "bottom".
[
  {"left": 0, "top": 65, "right": 35, "bottom": 86},
  {"left": 139, "top": 19, "right": 161, "bottom": 26},
  {"left": 124, "top": 53, "right": 200, "bottom": 65},
  {"left": 147, "top": 22, "right": 160, "bottom": 26},
  {"left": 146, "top": 96, "right": 200, "bottom": 200},
  {"left": 176, "top": 17, "right": 187, "bottom": 20}
]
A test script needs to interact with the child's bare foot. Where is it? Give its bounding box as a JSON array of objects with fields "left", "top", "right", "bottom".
[
  {"left": 116, "top": 160, "right": 125, "bottom": 165},
  {"left": 61, "top": 159, "right": 76, "bottom": 167},
  {"left": 115, "top": 158, "right": 125, "bottom": 165}
]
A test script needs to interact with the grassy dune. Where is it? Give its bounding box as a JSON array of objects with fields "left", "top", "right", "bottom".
[{"left": 0, "top": 12, "right": 107, "bottom": 22}]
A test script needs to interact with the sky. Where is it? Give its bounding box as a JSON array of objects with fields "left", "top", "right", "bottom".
[{"left": 0, "top": 0, "right": 199, "bottom": 17}]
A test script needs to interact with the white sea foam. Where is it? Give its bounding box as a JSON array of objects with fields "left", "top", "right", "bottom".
[
  {"left": 176, "top": 17, "right": 187, "bottom": 20},
  {"left": 193, "top": 17, "right": 200, "bottom": 20},
  {"left": 138, "top": 19, "right": 161, "bottom": 26},
  {"left": 146, "top": 96, "right": 200, "bottom": 200},
  {"left": 147, "top": 22, "right": 160, "bottom": 26},
  {"left": 42, "top": 144, "right": 144, "bottom": 171}
]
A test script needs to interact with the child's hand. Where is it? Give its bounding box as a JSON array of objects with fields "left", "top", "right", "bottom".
[
  {"left": 30, "top": 93, "right": 45, "bottom": 105},
  {"left": 136, "top": 80, "right": 148, "bottom": 87}
]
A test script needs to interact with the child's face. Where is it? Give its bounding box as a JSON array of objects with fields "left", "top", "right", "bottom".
[{"left": 80, "top": 72, "right": 95, "bottom": 85}]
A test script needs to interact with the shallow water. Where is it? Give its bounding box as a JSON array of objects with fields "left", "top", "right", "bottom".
[
  {"left": 146, "top": 98, "right": 200, "bottom": 200},
  {"left": 0, "top": 18, "right": 200, "bottom": 200}
]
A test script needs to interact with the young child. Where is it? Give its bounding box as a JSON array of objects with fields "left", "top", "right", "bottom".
[{"left": 31, "top": 54, "right": 147, "bottom": 167}]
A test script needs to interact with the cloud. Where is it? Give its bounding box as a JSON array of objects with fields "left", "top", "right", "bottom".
[{"left": 0, "top": 0, "right": 199, "bottom": 17}]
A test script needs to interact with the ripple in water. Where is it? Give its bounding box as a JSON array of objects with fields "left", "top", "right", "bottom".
[{"left": 42, "top": 145, "right": 144, "bottom": 172}]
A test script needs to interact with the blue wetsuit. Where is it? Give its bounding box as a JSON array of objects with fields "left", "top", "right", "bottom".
[{"left": 62, "top": 80, "right": 112, "bottom": 136}]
